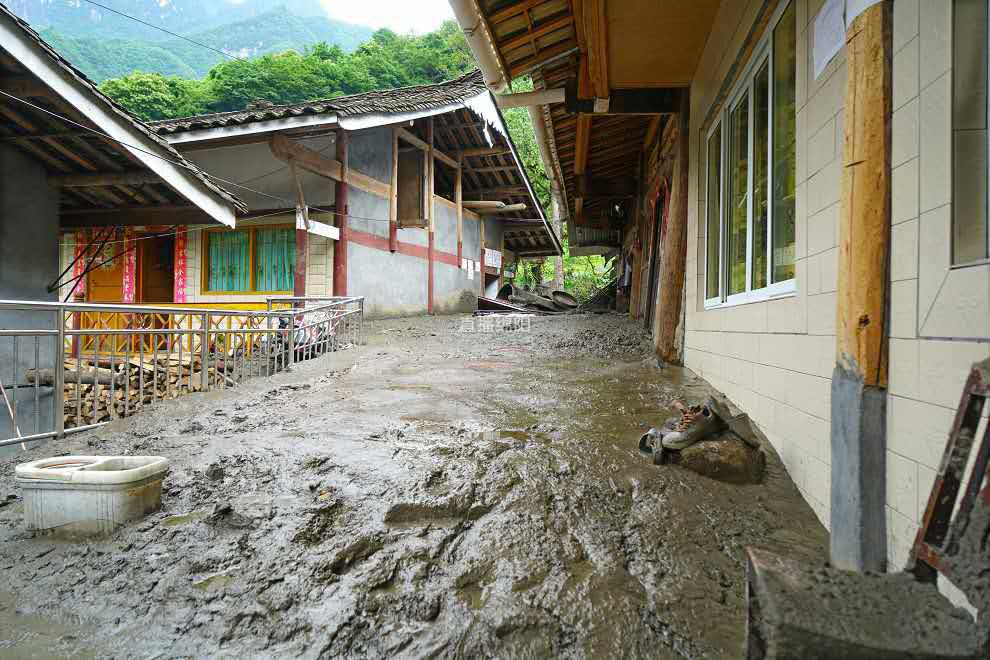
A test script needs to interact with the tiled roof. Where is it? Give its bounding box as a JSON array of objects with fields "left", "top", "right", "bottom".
[
  {"left": 0, "top": 4, "right": 246, "bottom": 213},
  {"left": 150, "top": 70, "right": 488, "bottom": 134}
]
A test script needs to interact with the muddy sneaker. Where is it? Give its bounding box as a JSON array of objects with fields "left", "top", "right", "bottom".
[
  {"left": 661, "top": 400, "right": 727, "bottom": 451},
  {"left": 638, "top": 415, "right": 679, "bottom": 454}
]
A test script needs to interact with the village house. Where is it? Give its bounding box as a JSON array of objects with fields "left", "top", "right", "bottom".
[
  {"left": 0, "top": 4, "right": 245, "bottom": 441},
  {"left": 57, "top": 71, "right": 561, "bottom": 319},
  {"left": 453, "top": 0, "right": 990, "bottom": 586}
]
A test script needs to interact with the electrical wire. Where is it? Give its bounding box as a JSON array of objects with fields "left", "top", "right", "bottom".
[
  {"left": 0, "top": 90, "right": 397, "bottom": 242},
  {"left": 77, "top": 0, "right": 248, "bottom": 64}
]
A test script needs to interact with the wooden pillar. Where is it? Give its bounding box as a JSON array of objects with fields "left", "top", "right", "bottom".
[
  {"left": 456, "top": 155, "right": 463, "bottom": 263},
  {"left": 479, "top": 216, "right": 486, "bottom": 298},
  {"left": 427, "top": 118, "right": 435, "bottom": 315},
  {"left": 333, "top": 129, "right": 349, "bottom": 296},
  {"left": 655, "top": 92, "right": 690, "bottom": 364},
  {"left": 389, "top": 127, "right": 399, "bottom": 252},
  {"left": 830, "top": 1, "right": 892, "bottom": 573}
]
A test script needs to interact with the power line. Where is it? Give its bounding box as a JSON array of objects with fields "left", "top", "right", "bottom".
[{"left": 77, "top": 0, "right": 247, "bottom": 64}]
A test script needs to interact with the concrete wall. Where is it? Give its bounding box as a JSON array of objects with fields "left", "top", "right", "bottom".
[
  {"left": 0, "top": 145, "right": 59, "bottom": 440},
  {"left": 174, "top": 124, "right": 501, "bottom": 317},
  {"left": 681, "top": 0, "right": 990, "bottom": 572}
]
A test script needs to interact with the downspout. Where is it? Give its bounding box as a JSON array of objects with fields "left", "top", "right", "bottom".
[{"left": 451, "top": 0, "right": 568, "bottom": 257}]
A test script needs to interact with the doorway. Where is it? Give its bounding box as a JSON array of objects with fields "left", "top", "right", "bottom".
[
  {"left": 644, "top": 191, "right": 665, "bottom": 332},
  {"left": 138, "top": 234, "right": 175, "bottom": 303}
]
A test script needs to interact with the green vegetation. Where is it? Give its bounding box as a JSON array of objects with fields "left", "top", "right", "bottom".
[
  {"left": 40, "top": 9, "right": 373, "bottom": 83},
  {"left": 91, "top": 16, "right": 609, "bottom": 298}
]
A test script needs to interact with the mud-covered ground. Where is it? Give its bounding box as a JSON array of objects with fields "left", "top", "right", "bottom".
[{"left": 0, "top": 313, "right": 827, "bottom": 659}]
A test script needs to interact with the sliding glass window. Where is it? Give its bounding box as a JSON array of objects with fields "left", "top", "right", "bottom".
[{"left": 704, "top": 0, "right": 797, "bottom": 307}]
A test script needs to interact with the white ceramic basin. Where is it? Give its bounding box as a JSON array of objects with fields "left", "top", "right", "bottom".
[{"left": 15, "top": 455, "right": 169, "bottom": 537}]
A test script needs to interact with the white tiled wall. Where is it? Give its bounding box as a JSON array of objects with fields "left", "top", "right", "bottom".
[{"left": 684, "top": 0, "right": 990, "bottom": 568}]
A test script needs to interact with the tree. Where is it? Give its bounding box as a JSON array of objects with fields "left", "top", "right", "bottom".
[{"left": 99, "top": 72, "right": 207, "bottom": 121}]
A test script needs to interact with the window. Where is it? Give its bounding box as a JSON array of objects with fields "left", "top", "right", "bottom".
[
  {"left": 952, "top": 0, "right": 990, "bottom": 264},
  {"left": 705, "top": 0, "right": 797, "bottom": 306},
  {"left": 397, "top": 143, "right": 426, "bottom": 228},
  {"left": 204, "top": 226, "right": 295, "bottom": 293}
]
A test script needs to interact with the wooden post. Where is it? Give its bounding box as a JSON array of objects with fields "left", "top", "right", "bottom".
[
  {"left": 655, "top": 91, "right": 690, "bottom": 364},
  {"left": 499, "top": 235, "right": 506, "bottom": 289},
  {"left": 456, "top": 154, "right": 463, "bottom": 263},
  {"left": 389, "top": 126, "right": 399, "bottom": 252},
  {"left": 427, "top": 118, "right": 435, "bottom": 315},
  {"left": 333, "top": 129, "right": 349, "bottom": 296},
  {"left": 479, "top": 217, "right": 486, "bottom": 298},
  {"left": 293, "top": 157, "right": 309, "bottom": 298},
  {"left": 830, "top": 1, "right": 892, "bottom": 573}
]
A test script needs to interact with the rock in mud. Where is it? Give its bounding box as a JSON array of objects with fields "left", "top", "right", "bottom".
[{"left": 672, "top": 435, "right": 766, "bottom": 484}]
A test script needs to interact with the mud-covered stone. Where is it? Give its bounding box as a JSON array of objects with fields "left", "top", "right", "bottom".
[{"left": 672, "top": 435, "right": 766, "bottom": 484}]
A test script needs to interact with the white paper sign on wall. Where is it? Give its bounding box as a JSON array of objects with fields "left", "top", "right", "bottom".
[
  {"left": 845, "top": 0, "right": 882, "bottom": 27},
  {"left": 813, "top": 0, "right": 846, "bottom": 79}
]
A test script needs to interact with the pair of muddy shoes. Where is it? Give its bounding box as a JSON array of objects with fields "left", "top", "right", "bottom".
[{"left": 639, "top": 397, "right": 731, "bottom": 464}]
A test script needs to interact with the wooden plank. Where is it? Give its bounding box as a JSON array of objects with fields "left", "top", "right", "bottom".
[
  {"left": 269, "top": 134, "right": 342, "bottom": 181},
  {"left": 489, "top": 0, "right": 546, "bottom": 25},
  {"left": 459, "top": 147, "right": 512, "bottom": 158},
  {"left": 333, "top": 128, "right": 349, "bottom": 296},
  {"left": 836, "top": 2, "right": 892, "bottom": 388},
  {"left": 48, "top": 172, "right": 164, "bottom": 188},
  {"left": 397, "top": 128, "right": 458, "bottom": 169},
  {"left": 0, "top": 76, "right": 53, "bottom": 98},
  {"left": 390, "top": 126, "right": 399, "bottom": 252},
  {"left": 508, "top": 40, "right": 580, "bottom": 79},
  {"left": 456, "top": 154, "right": 463, "bottom": 263},
  {"left": 574, "top": 114, "right": 592, "bottom": 174},
  {"left": 500, "top": 15, "right": 575, "bottom": 53},
  {"left": 581, "top": 0, "right": 609, "bottom": 98}
]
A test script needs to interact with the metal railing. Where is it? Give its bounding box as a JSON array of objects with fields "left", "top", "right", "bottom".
[{"left": 0, "top": 296, "right": 364, "bottom": 449}]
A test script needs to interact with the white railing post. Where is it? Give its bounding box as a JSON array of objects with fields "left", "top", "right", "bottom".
[
  {"left": 200, "top": 313, "right": 209, "bottom": 392},
  {"left": 54, "top": 307, "right": 64, "bottom": 437}
]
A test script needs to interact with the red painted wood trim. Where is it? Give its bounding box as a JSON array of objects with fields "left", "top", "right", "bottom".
[
  {"left": 294, "top": 228, "right": 308, "bottom": 297},
  {"left": 428, "top": 230, "right": 435, "bottom": 315},
  {"left": 348, "top": 228, "right": 459, "bottom": 267}
]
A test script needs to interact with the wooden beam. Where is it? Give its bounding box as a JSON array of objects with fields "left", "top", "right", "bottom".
[
  {"left": 0, "top": 76, "right": 52, "bottom": 99},
  {"left": 830, "top": 0, "right": 893, "bottom": 573},
  {"left": 581, "top": 0, "right": 609, "bottom": 98},
  {"left": 655, "top": 91, "right": 690, "bottom": 365},
  {"left": 489, "top": 0, "right": 544, "bottom": 25},
  {"left": 269, "top": 134, "right": 342, "bottom": 181},
  {"left": 463, "top": 186, "right": 530, "bottom": 197},
  {"left": 456, "top": 154, "right": 463, "bottom": 263},
  {"left": 500, "top": 15, "right": 575, "bottom": 53},
  {"left": 577, "top": 174, "right": 637, "bottom": 198},
  {"left": 643, "top": 116, "right": 662, "bottom": 152},
  {"left": 60, "top": 206, "right": 207, "bottom": 227},
  {"left": 427, "top": 117, "right": 435, "bottom": 315},
  {"left": 459, "top": 147, "right": 512, "bottom": 158},
  {"left": 49, "top": 171, "right": 160, "bottom": 188},
  {"left": 397, "top": 128, "right": 459, "bottom": 169},
  {"left": 574, "top": 114, "right": 592, "bottom": 175},
  {"left": 389, "top": 126, "right": 399, "bottom": 252}
]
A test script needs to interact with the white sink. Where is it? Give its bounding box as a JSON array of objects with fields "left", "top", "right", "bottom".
[{"left": 15, "top": 455, "right": 169, "bottom": 537}]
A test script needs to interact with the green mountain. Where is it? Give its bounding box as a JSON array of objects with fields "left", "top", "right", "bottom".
[{"left": 16, "top": 2, "right": 374, "bottom": 82}]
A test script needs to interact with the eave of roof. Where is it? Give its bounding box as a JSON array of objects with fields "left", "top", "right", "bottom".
[{"left": 0, "top": 4, "right": 246, "bottom": 223}]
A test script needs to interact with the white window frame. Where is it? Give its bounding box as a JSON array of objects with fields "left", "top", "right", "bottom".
[{"left": 704, "top": 0, "right": 797, "bottom": 309}]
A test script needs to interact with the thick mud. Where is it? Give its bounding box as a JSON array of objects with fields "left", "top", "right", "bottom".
[{"left": 0, "top": 314, "right": 827, "bottom": 659}]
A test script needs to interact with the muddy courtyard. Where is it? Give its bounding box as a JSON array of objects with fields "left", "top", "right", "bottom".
[{"left": 0, "top": 313, "right": 827, "bottom": 659}]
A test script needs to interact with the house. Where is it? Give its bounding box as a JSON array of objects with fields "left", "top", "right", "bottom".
[
  {"left": 64, "top": 70, "right": 561, "bottom": 318},
  {"left": 0, "top": 4, "right": 244, "bottom": 441},
  {"left": 452, "top": 0, "right": 990, "bottom": 584}
]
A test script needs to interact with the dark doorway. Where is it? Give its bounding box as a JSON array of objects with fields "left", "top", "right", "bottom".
[
  {"left": 644, "top": 193, "right": 665, "bottom": 332},
  {"left": 139, "top": 234, "right": 175, "bottom": 303}
]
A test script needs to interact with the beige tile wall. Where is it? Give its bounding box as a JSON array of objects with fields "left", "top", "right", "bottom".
[{"left": 683, "top": 0, "right": 990, "bottom": 569}]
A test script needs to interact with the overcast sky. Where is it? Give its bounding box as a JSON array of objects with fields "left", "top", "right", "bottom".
[{"left": 320, "top": 0, "right": 455, "bottom": 34}]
